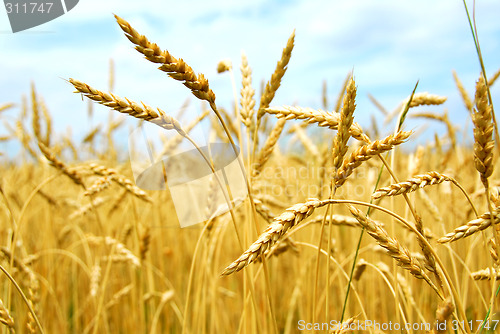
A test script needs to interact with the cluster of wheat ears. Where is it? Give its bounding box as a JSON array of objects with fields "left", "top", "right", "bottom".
[{"left": 0, "top": 11, "right": 500, "bottom": 334}]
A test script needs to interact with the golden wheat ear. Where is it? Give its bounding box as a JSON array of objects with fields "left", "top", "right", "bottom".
[{"left": 113, "top": 14, "right": 216, "bottom": 108}]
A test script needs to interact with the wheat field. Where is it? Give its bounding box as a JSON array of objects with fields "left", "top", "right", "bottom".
[{"left": 0, "top": 11, "right": 500, "bottom": 334}]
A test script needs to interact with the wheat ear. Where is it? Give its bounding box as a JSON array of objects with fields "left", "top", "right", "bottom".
[
  {"left": 472, "top": 75, "right": 494, "bottom": 187},
  {"left": 410, "top": 112, "right": 456, "bottom": 150},
  {"left": 333, "top": 73, "right": 351, "bottom": 114},
  {"left": 334, "top": 131, "right": 411, "bottom": 188},
  {"left": 488, "top": 68, "right": 500, "bottom": 86},
  {"left": 70, "top": 79, "right": 189, "bottom": 139},
  {"left": 348, "top": 205, "right": 436, "bottom": 288},
  {"left": 433, "top": 298, "right": 454, "bottom": 334},
  {"left": 332, "top": 76, "right": 356, "bottom": 171},
  {"left": 32, "top": 86, "right": 66, "bottom": 173},
  {"left": 222, "top": 198, "right": 331, "bottom": 275},
  {"left": 385, "top": 92, "right": 447, "bottom": 125},
  {"left": 407, "top": 92, "right": 447, "bottom": 107},
  {"left": 470, "top": 268, "right": 500, "bottom": 280},
  {"left": 40, "top": 98, "right": 52, "bottom": 146},
  {"left": 290, "top": 124, "right": 320, "bottom": 158},
  {"left": 257, "top": 30, "right": 295, "bottom": 121},
  {"left": 372, "top": 171, "right": 454, "bottom": 199},
  {"left": 0, "top": 103, "right": 14, "bottom": 113},
  {"left": 0, "top": 298, "right": 14, "bottom": 330},
  {"left": 452, "top": 70, "right": 474, "bottom": 112},
  {"left": 38, "top": 142, "right": 84, "bottom": 186},
  {"left": 437, "top": 207, "right": 500, "bottom": 243},
  {"left": 263, "top": 106, "right": 370, "bottom": 142},
  {"left": 308, "top": 214, "right": 378, "bottom": 228},
  {"left": 87, "top": 163, "right": 153, "bottom": 203},
  {"left": 84, "top": 176, "right": 112, "bottom": 197},
  {"left": 252, "top": 118, "right": 286, "bottom": 176},
  {"left": 240, "top": 52, "right": 255, "bottom": 127},
  {"left": 252, "top": 198, "right": 276, "bottom": 223},
  {"left": 86, "top": 235, "right": 140, "bottom": 267},
  {"left": 114, "top": 15, "right": 216, "bottom": 106},
  {"left": 31, "top": 83, "right": 43, "bottom": 144}
]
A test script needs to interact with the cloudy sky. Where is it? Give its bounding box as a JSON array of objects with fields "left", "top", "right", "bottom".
[{"left": 1, "top": 0, "right": 500, "bottom": 155}]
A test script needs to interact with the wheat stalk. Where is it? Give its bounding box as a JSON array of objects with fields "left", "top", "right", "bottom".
[
  {"left": 139, "top": 226, "right": 150, "bottom": 261},
  {"left": 332, "top": 314, "right": 359, "bottom": 334},
  {"left": 31, "top": 83, "right": 43, "bottom": 144},
  {"left": 385, "top": 92, "right": 447, "bottom": 125},
  {"left": 308, "top": 214, "right": 367, "bottom": 228},
  {"left": 410, "top": 112, "right": 456, "bottom": 150},
  {"left": 82, "top": 126, "right": 101, "bottom": 144}
]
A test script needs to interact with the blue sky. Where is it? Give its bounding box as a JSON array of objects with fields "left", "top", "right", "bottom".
[{"left": 1, "top": 0, "right": 500, "bottom": 156}]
